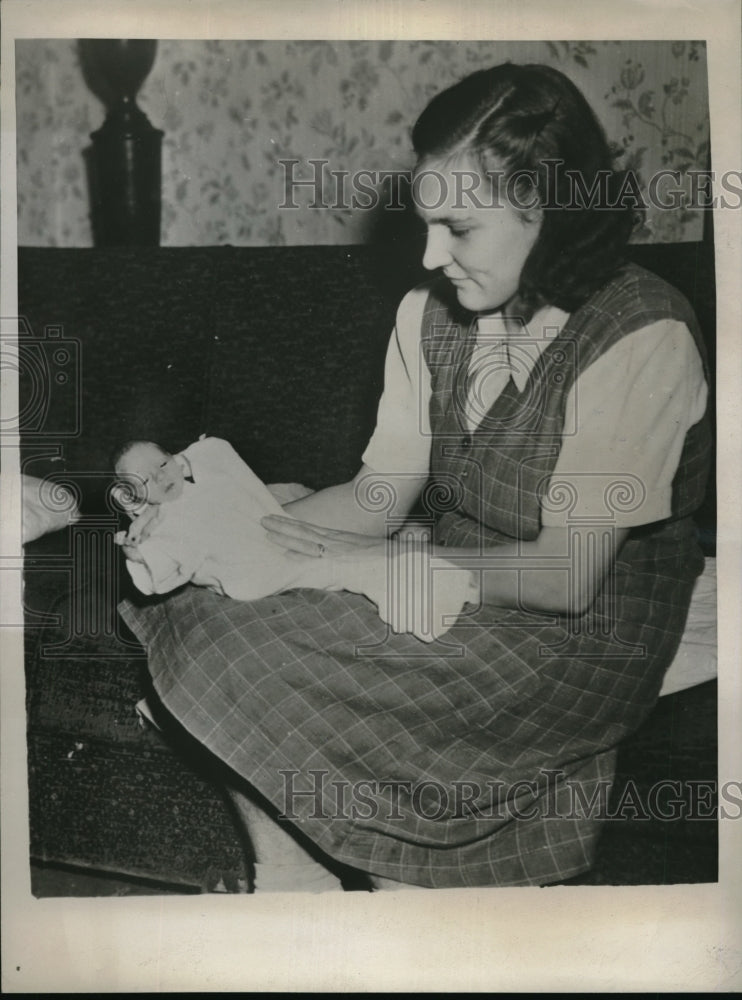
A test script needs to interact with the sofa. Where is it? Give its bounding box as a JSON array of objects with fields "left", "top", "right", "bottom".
[{"left": 19, "top": 238, "right": 718, "bottom": 892}]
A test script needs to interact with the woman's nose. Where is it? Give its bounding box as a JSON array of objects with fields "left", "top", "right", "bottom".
[{"left": 422, "top": 227, "right": 453, "bottom": 271}]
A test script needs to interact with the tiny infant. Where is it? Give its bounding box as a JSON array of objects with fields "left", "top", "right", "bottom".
[{"left": 113, "top": 435, "right": 477, "bottom": 642}]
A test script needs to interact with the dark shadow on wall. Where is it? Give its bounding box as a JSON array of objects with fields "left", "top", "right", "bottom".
[{"left": 362, "top": 180, "right": 429, "bottom": 300}]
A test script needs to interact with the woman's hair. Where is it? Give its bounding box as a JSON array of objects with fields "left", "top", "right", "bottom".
[{"left": 412, "top": 63, "right": 640, "bottom": 314}]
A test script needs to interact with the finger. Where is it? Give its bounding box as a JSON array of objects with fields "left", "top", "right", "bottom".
[
  {"left": 261, "top": 514, "right": 355, "bottom": 541},
  {"left": 264, "top": 527, "right": 326, "bottom": 557},
  {"left": 282, "top": 550, "right": 318, "bottom": 564},
  {"left": 262, "top": 523, "right": 338, "bottom": 557},
  {"left": 263, "top": 516, "right": 380, "bottom": 551},
  {"left": 261, "top": 514, "right": 328, "bottom": 539}
]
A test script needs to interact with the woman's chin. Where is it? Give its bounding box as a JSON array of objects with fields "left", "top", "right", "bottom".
[{"left": 453, "top": 283, "right": 488, "bottom": 312}]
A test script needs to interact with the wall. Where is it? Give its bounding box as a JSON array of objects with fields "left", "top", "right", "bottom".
[{"left": 16, "top": 39, "right": 710, "bottom": 247}]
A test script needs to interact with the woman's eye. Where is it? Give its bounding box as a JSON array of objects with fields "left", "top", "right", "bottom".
[{"left": 449, "top": 227, "right": 470, "bottom": 238}]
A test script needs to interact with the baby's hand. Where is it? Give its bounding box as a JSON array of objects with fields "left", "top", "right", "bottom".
[
  {"left": 127, "top": 505, "right": 161, "bottom": 546},
  {"left": 114, "top": 530, "right": 147, "bottom": 563},
  {"left": 114, "top": 506, "right": 160, "bottom": 562}
]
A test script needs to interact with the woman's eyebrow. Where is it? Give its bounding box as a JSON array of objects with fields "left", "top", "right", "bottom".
[{"left": 416, "top": 211, "right": 477, "bottom": 226}]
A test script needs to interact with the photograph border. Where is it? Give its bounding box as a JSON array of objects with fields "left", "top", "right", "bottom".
[{"left": 2, "top": 0, "right": 741, "bottom": 992}]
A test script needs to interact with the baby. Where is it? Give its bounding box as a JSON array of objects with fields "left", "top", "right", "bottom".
[{"left": 112, "top": 435, "right": 477, "bottom": 642}]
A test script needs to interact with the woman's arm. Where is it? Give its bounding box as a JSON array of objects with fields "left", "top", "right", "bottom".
[
  {"left": 263, "top": 511, "right": 629, "bottom": 617},
  {"left": 281, "top": 463, "right": 427, "bottom": 537},
  {"left": 434, "top": 523, "right": 630, "bottom": 616}
]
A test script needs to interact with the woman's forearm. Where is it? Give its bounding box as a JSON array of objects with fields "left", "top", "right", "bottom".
[
  {"left": 283, "top": 480, "right": 387, "bottom": 534},
  {"left": 433, "top": 524, "right": 630, "bottom": 615},
  {"left": 282, "top": 465, "right": 427, "bottom": 536},
  {"left": 278, "top": 475, "right": 630, "bottom": 616}
]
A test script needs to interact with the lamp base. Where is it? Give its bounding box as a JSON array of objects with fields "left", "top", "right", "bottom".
[{"left": 87, "top": 98, "right": 164, "bottom": 247}]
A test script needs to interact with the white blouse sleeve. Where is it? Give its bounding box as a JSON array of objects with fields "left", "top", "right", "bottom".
[
  {"left": 361, "top": 285, "right": 433, "bottom": 475},
  {"left": 541, "top": 319, "right": 708, "bottom": 528}
]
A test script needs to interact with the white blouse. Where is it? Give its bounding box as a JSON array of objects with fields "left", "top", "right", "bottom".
[{"left": 362, "top": 285, "right": 708, "bottom": 528}]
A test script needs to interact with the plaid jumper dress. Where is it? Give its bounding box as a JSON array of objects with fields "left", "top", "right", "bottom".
[{"left": 121, "top": 263, "right": 711, "bottom": 887}]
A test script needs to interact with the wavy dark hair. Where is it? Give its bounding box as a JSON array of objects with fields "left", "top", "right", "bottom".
[{"left": 411, "top": 63, "right": 640, "bottom": 314}]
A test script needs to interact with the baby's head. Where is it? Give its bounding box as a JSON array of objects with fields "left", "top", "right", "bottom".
[{"left": 113, "top": 440, "right": 185, "bottom": 507}]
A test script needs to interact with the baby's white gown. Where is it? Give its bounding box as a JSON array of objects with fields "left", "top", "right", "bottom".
[{"left": 124, "top": 437, "right": 476, "bottom": 643}]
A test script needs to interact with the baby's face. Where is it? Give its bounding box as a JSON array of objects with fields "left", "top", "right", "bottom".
[{"left": 116, "top": 443, "right": 185, "bottom": 505}]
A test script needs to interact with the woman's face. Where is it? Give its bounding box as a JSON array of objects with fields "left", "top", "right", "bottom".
[{"left": 414, "top": 155, "right": 542, "bottom": 317}]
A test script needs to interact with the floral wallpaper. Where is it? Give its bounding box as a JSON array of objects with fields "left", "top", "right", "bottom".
[{"left": 16, "top": 39, "right": 709, "bottom": 246}]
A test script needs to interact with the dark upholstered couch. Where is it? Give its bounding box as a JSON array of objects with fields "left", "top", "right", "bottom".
[{"left": 19, "top": 240, "right": 718, "bottom": 892}]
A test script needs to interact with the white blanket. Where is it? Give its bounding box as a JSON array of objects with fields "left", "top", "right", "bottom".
[{"left": 659, "top": 557, "right": 717, "bottom": 696}]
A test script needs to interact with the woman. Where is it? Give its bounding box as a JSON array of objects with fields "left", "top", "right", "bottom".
[{"left": 121, "top": 63, "right": 710, "bottom": 890}]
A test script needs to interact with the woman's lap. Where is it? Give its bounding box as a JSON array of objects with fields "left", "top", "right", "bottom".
[{"left": 118, "top": 575, "right": 691, "bottom": 886}]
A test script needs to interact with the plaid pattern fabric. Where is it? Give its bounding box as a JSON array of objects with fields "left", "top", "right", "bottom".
[
  {"left": 119, "top": 263, "right": 710, "bottom": 888},
  {"left": 120, "top": 519, "right": 701, "bottom": 887},
  {"left": 423, "top": 262, "right": 711, "bottom": 547}
]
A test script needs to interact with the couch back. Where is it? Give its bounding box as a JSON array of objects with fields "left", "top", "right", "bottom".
[
  {"left": 17, "top": 241, "right": 716, "bottom": 533},
  {"left": 18, "top": 245, "right": 420, "bottom": 499}
]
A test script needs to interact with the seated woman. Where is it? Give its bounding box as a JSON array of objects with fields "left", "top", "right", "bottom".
[{"left": 120, "top": 62, "right": 710, "bottom": 892}]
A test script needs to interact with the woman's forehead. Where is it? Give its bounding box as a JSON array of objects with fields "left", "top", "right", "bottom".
[
  {"left": 412, "top": 151, "right": 508, "bottom": 219},
  {"left": 414, "top": 151, "right": 481, "bottom": 190}
]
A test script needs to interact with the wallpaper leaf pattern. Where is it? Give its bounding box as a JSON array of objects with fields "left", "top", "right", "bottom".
[{"left": 16, "top": 39, "right": 709, "bottom": 246}]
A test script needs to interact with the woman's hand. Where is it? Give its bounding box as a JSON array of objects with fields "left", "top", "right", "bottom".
[
  {"left": 261, "top": 514, "right": 384, "bottom": 559},
  {"left": 262, "top": 516, "right": 478, "bottom": 642}
]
